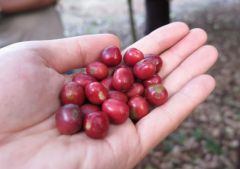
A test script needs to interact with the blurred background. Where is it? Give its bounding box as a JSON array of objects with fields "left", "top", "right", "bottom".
[{"left": 1, "top": 0, "right": 240, "bottom": 168}]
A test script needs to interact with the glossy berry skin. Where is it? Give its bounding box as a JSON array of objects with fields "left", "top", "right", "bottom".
[
  {"left": 143, "top": 74, "right": 162, "bottom": 88},
  {"left": 145, "top": 84, "right": 168, "bottom": 106},
  {"left": 133, "top": 58, "right": 156, "bottom": 80},
  {"left": 108, "top": 91, "right": 128, "bottom": 103},
  {"left": 128, "top": 96, "right": 149, "bottom": 120},
  {"left": 100, "top": 46, "right": 122, "bottom": 67},
  {"left": 125, "top": 83, "right": 144, "bottom": 98},
  {"left": 86, "top": 62, "right": 109, "bottom": 80},
  {"left": 72, "top": 73, "right": 97, "bottom": 89},
  {"left": 80, "top": 104, "right": 101, "bottom": 118},
  {"left": 112, "top": 68, "right": 134, "bottom": 92},
  {"left": 112, "top": 65, "right": 134, "bottom": 76},
  {"left": 123, "top": 48, "right": 144, "bottom": 67},
  {"left": 55, "top": 104, "right": 83, "bottom": 135},
  {"left": 85, "top": 82, "right": 108, "bottom": 105},
  {"left": 101, "top": 77, "right": 114, "bottom": 91},
  {"left": 102, "top": 99, "right": 129, "bottom": 124},
  {"left": 144, "top": 54, "right": 163, "bottom": 73},
  {"left": 84, "top": 111, "right": 109, "bottom": 139},
  {"left": 61, "top": 82, "right": 85, "bottom": 106}
]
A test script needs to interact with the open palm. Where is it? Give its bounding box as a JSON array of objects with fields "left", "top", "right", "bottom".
[{"left": 0, "top": 22, "right": 218, "bottom": 169}]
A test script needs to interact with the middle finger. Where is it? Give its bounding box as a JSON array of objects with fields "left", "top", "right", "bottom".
[
  {"left": 163, "top": 45, "right": 218, "bottom": 97},
  {"left": 159, "top": 28, "right": 207, "bottom": 79}
]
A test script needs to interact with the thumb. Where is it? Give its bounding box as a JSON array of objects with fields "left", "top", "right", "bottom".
[{"left": 28, "top": 34, "right": 121, "bottom": 73}]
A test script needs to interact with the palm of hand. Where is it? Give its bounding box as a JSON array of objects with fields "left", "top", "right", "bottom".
[{"left": 0, "top": 23, "right": 217, "bottom": 169}]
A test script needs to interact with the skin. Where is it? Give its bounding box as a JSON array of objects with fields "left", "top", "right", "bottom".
[
  {"left": 0, "top": 22, "right": 218, "bottom": 169},
  {"left": 0, "top": 0, "right": 57, "bottom": 14}
]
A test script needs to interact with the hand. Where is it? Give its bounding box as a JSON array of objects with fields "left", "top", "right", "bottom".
[
  {"left": 0, "top": 0, "right": 57, "bottom": 14},
  {"left": 0, "top": 22, "right": 217, "bottom": 169}
]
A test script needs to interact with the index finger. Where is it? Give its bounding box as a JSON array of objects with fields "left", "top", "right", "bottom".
[{"left": 122, "top": 22, "right": 189, "bottom": 55}]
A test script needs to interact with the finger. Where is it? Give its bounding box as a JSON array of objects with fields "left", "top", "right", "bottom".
[
  {"left": 159, "top": 28, "right": 208, "bottom": 79},
  {"left": 163, "top": 45, "right": 218, "bottom": 97},
  {"left": 30, "top": 34, "right": 121, "bottom": 73},
  {"left": 159, "top": 29, "right": 207, "bottom": 79},
  {"left": 122, "top": 22, "right": 189, "bottom": 55},
  {"left": 136, "top": 75, "right": 216, "bottom": 155}
]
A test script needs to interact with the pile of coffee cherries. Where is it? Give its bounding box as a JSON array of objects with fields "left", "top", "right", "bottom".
[{"left": 55, "top": 46, "right": 168, "bottom": 139}]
